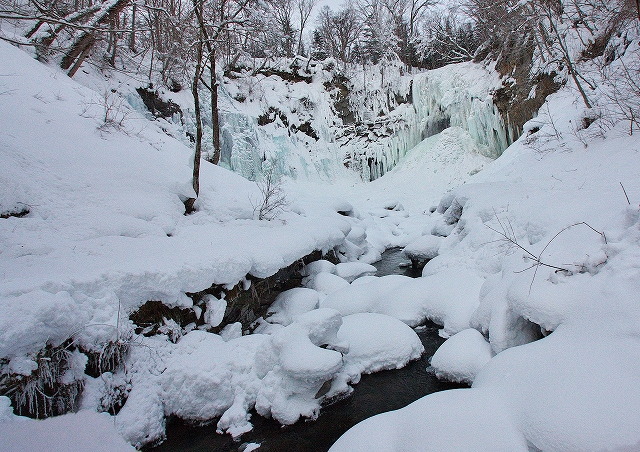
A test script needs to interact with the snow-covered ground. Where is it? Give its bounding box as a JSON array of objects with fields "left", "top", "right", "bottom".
[
  {"left": 329, "top": 51, "right": 640, "bottom": 452},
  {"left": 2, "top": 20, "right": 640, "bottom": 452}
]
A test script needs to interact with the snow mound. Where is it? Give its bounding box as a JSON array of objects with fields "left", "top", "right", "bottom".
[
  {"left": 329, "top": 388, "right": 527, "bottom": 452},
  {"left": 304, "top": 271, "right": 350, "bottom": 295},
  {"left": 319, "top": 275, "right": 411, "bottom": 317},
  {"left": 161, "top": 331, "right": 265, "bottom": 430},
  {"left": 403, "top": 234, "right": 442, "bottom": 264},
  {"left": 338, "top": 313, "right": 423, "bottom": 377},
  {"left": 301, "top": 259, "right": 336, "bottom": 277},
  {"left": 335, "top": 262, "right": 377, "bottom": 282},
  {"left": 321, "top": 270, "right": 483, "bottom": 334},
  {"left": 254, "top": 309, "right": 347, "bottom": 425},
  {"left": 266, "top": 288, "right": 320, "bottom": 326},
  {"left": 430, "top": 328, "right": 492, "bottom": 384}
]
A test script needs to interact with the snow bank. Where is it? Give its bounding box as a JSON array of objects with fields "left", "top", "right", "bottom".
[
  {"left": 0, "top": 407, "right": 135, "bottom": 452},
  {"left": 329, "top": 388, "right": 528, "bottom": 452}
]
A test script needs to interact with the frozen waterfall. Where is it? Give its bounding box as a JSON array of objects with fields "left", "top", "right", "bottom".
[{"left": 177, "top": 60, "right": 513, "bottom": 183}]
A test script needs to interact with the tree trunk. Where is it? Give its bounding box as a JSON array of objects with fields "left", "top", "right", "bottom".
[
  {"left": 34, "top": 4, "right": 102, "bottom": 61},
  {"left": 210, "top": 52, "right": 221, "bottom": 165},
  {"left": 129, "top": 3, "right": 136, "bottom": 52},
  {"left": 193, "top": 0, "right": 221, "bottom": 165},
  {"left": 67, "top": 38, "right": 95, "bottom": 77},
  {"left": 61, "top": 33, "right": 96, "bottom": 72},
  {"left": 60, "top": 0, "right": 130, "bottom": 73},
  {"left": 185, "top": 40, "right": 204, "bottom": 214}
]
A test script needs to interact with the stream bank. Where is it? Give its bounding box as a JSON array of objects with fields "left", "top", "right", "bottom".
[{"left": 150, "top": 248, "right": 464, "bottom": 452}]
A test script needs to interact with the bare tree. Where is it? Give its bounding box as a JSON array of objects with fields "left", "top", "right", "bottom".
[
  {"left": 185, "top": 0, "right": 255, "bottom": 212},
  {"left": 60, "top": 0, "right": 131, "bottom": 76},
  {"left": 296, "top": 0, "right": 317, "bottom": 55},
  {"left": 265, "top": 0, "right": 297, "bottom": 57}
]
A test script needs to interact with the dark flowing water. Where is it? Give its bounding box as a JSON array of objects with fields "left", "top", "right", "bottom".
[{"left": 151, "top": 248, "right": 464, "bottom": 452}]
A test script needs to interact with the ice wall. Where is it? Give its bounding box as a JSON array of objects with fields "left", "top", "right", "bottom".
[{"left": 343, "top": 62, "right": 510, "bottom": 181}]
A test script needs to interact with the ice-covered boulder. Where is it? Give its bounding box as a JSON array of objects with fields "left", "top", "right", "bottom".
[{"left": 430, "top": 328, "right": 492, "bottom": 384}]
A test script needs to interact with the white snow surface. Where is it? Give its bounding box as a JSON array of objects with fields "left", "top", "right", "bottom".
[
  {"left": 0, "top": 40, "right": 348, "bottom": 362},
  {"left": 320, "top": 269, "right": 484, "bottom": 335},
  {"left": 332, "top": 39, "right": 640, "bottom": 451},
  {"left": 403, "top": 234, "right": 442, "bottom": 261},
  {"left": 337, "top": 313, "right": 424, "bottom": 378},
  {"left": 0, "top": 403, "right": 135, "bottom": 452},
  {"left": 3, "top": 23, "right": 640, "bottom": 452}
]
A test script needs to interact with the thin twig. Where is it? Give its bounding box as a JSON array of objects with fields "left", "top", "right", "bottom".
[
  {"left": 620, "top": 182, "right": 631, "bottom": 205},
  {"left": 487, "top": 214, "right": 608, "bottom": 294}
]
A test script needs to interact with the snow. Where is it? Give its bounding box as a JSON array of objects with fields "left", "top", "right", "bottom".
[
  {"left": 301, "top": 259, "right": 336, "bottom": 277},
  {"left": 429, "top": 328, "right": 492, "bottom": 384},
  {"left": 337, "top": 313, "right": 423, "bottom": 378},
  {"left": 331, "top": 34, "right": 640, "bottom": 451},
  {"left": 329, "top": 388, "right": 528, "bottom": 452},
  {"left": 334, "top": 262, "right": 377, "bottom": 282},
  {"left": 0, "top": 406, "right": 135, "bottom": 452},
  {"left": 402, "top": 234, "right": 442, "bottom": 262},
  {"left": 0, "top": 39, "right": 349, "bottom": 363},
  {"left": 265, "top": 288, "right": 320, "bottom": 326},
  {"left": 254, "top": 309, "right": 346, "bottom": 425},
  {"left": 2, "top": 15, "right": 640, "bottom": 452},
  {"left": 303, "top": 271, "right": 350, "bottom": 294},
  {"left": 321, "top": 269, "right": 484, "bottom": 335}
]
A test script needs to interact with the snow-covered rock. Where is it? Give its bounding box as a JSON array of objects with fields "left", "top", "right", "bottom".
[
  {"left": 254, "top": 309, "right": 347, "bottom": 425},
  {"left": 266, "top": 288, "right": 320, "bottom": 326},
  {"left": 403, "top": 234, "right": 442, "bottom": 267},
  {"left": 335, "top": 262, "right": 377, "bottom": 282},
  {"left": 321, "top": 270, "right": 484, "bottom": 334},
  {"left": 304, "top": 271, "right": 351, "bottom": 295},
  {"left": 429, "top": 328, "right": 492, "bottom": 384},
  {"left": 338, "top": 313, "right": 423, "bottom": 378}
]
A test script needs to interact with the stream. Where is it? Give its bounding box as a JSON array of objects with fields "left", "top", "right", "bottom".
[{"left": 151, "top": 248, "right": 465, "bottom": 452}]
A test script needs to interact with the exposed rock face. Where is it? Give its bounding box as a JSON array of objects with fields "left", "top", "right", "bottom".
[
  {"left": 128, "top": 249, "right": 339, "bottom": 336},
  {"left": 136, "top": 87, "right": 182, "bottom": 120}
]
